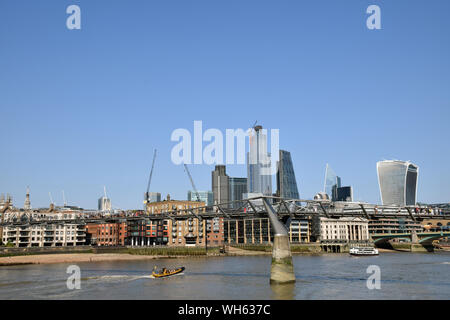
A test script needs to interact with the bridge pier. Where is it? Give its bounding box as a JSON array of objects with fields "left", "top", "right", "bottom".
[
  {"left": 410, "top": 243, "right": 433, "bottom": 252},
  {"left": 410, "top": 230, "right": 434, "bottom": 252},
  {"left": 270, "top": 235, "right": 296, "bottom": 284},
  {"left": 263, "top": 198, "right": 296, "bottom": 284}
]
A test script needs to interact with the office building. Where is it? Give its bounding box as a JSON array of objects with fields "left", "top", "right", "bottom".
[
  {"left": 188, "top": 190, "right": 213, "bottom": 206},
  {"left": 229, "top": 177, "right": 247, "bottom": 208},
  {"left": 144, "top": 192, "right": 161, "bottom": 203},
  {"left": 98, "top": 196, "right": 111, "bottom": 212},
  {"left": 324, "top": 164, "right": 341, "bottom": 200},
  {"left": 212, "top": 165, "right": 229, "bottom": 205},
  {"left": 377, "top": 160, "right": 419, "bottom": 206},
  {"left": 368, "top": 217, "right": 423, "bottom": 235},
  {"left": 312, "top": 217, "right": 369, "bottom": 242},
  {"left": 247, "top": 126, "right": 272, "bottom": 196},
  {"left": 276, "top": 150, "right": 300, "bottom": 199},
  {"left": 335, "top": 186, "right": 353, "bottom": 202},
  {"left": 224, "top": 217, "right": 310, "bottom": 244}
]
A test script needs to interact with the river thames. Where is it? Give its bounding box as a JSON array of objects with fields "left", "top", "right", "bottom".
[{"left": 0, "top": 252, "right": 449, "bottom": 300}]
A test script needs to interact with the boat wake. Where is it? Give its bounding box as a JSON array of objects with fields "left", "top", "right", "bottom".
[
  {"left": 84, "top": 275, "right": 154, "bottom": 282},
  {"left": 149, "top": 273, "right": 185, "bottom": 279}
]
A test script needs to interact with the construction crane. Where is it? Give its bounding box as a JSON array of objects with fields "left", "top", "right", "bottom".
[
  {"left": 144, "top": 149, "right": 157, "bottom": 206},
  {"left": 183, "top": 164, "right": 201, "bottom": 202},
  {"left": 49, "top": 192, "right": 54, "bottom": 206}
]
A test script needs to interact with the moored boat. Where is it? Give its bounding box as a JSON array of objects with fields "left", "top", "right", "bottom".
[
  {"left": 349, "top": 247, "right": 379, "bottom": 256},
  {"left": 152, "top": 266, "right": 185, "bottom": 278}
]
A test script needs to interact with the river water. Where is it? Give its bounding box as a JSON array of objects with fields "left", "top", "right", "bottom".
[{"left": 0, "top": 252, "right": 449, "bottom": 300}]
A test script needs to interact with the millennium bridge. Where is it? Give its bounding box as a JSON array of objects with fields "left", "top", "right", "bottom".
[{"left": 1, "top": 196, "right": 449, "bottom": 226}]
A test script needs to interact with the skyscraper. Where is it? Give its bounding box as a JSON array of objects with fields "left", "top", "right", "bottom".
[
  {"left": 229, "top": 177, "right": 248, "bottom": 208},
  {"left": 276, "top": 150, "right": 300, "bottom": 199},
  {"left": 98, "top": 186, "right": 111, "bottom": 212},
  {"left": 324, "top": 164, "right": 341, "bottom": 199},
  {"left": 144, "top": 192, "right": 161, "bottom": 203},
  {"left": 98, "top": 196, "right": 111, "bottom": 211},
  {"left": 377, "top": 160, "right": 419, "bottom": 206},
  {"left": 247, "top": 125, "right": 272, "bottom": 196},
  {"left": 212, "top": 165, "right": 229, "bottom": 205},
  {"left": 188, "top": 190, "right": 213, "bottom": 206},
  {"left": 335, "top": 186, "right": 353, "bottom": 202}
]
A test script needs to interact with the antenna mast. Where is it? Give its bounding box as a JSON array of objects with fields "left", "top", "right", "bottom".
[{"left": 62, "top": 190, "right": 67, "bottom": 207}]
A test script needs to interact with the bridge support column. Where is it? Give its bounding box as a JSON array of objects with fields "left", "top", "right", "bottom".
[
  {"left": 262, "top": 198, "right": 296, "bottom": 285},
  {"left": 410, "top": 230, "right": 434, "bottom": 252},
  {"left": 410, "top": 244, "right": 431, "bottom": 252},
  {"left": 411, "top": 230, "right": 419, "bottom": 244},
  {"left": 270, "top": 235, "right": 296, "bottom": 284}
]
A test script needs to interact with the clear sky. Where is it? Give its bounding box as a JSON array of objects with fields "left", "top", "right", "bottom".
[{"left": 1, "top": 0, "right": 449, "bottom": 209}]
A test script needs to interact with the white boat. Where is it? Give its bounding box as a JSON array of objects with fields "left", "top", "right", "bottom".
[{"left": 349, "top": 247, "right": 379, "bottom": 256}]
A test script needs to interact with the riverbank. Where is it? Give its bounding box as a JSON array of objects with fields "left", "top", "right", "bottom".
[{"left": 0, "top": 253, "right": 164, "bottom": 266}]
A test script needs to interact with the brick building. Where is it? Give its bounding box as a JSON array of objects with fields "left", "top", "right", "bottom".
[{"left": 86, "top": 221, "right": 127, "bottom": 246}]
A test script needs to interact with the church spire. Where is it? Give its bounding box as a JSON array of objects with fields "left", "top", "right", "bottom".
[{"left": 24, "top": 186, "right": 31, "bottom": 210}]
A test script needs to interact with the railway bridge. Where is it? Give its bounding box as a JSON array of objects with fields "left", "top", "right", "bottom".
[{"left": 372, "top": 230, "right": 450, "bottom": 252}]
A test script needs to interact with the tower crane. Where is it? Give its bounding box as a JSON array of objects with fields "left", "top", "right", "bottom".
[
  {"left": 183, "top": 164, "right": 201, "bottom": 202},
  {"left": 49, "top": 192, "right": 54, "bottom": 206},
  {"left": 144, "top": 149, "right": 157, "bottom": 208}
]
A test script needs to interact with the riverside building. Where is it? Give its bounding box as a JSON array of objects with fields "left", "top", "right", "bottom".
[
  {"left": 2, "top": 223, "right": 86, "bottom": 247},
  {"left": 224, "top": 218, "right": 310, "bottom": 244},
  {"left": 85, "top": 221, "right": 127, "bottom": 246},
  {"left": 312, "top": 217, "right": 370, "bottom": 242},
  {"left": 145, "top": 194, "right": 205, "bottom": 214}
]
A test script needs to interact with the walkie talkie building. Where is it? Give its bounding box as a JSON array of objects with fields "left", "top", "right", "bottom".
[{"left": 377, "top": 160, "right": 419, "bottom": 206}]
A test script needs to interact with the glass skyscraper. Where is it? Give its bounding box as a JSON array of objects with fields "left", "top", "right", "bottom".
[
  {"left": 377, "top": 160, "right": 419, "bottom": 206},
  {"left": 187, "top": 190, "right": 213, "bottom": 206},
  {"left": 247, "top": 125, "right": 272, "bottom": 196},
  {"left": 324, "top": 164, "right": 341, "bottom": 200},
  {"left": 145, "top": 192, "right": 161, "bottom": 203},
  {"left": 229, "top": 177, "right": 248, "bottom": 208},
  {"left": 276, "top": 150, "right": 300, "bottom": 199},
  {"left": 335, "top": 186, "right": 353, "bottom": 202}
]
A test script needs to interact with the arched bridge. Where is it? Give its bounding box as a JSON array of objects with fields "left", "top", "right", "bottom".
[{"left": 372, "top": 231, "right": 450, "bottom": 244}]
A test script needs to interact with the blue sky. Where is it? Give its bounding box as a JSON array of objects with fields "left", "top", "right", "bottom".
[{"left": 1, "top": 0, "right": 449, "bottom": 209}]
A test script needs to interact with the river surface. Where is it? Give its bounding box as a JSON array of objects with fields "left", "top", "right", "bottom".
[{"left": 0, "top": 252, "right": 449, "bottom": 299}]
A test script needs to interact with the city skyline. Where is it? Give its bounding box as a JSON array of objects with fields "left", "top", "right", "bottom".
[
  {"left": 0, "top": 155, "right": 433, "bottom": 210},
  {"left": 1, "top": 1, "right": 450, "bottom": 209}
]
